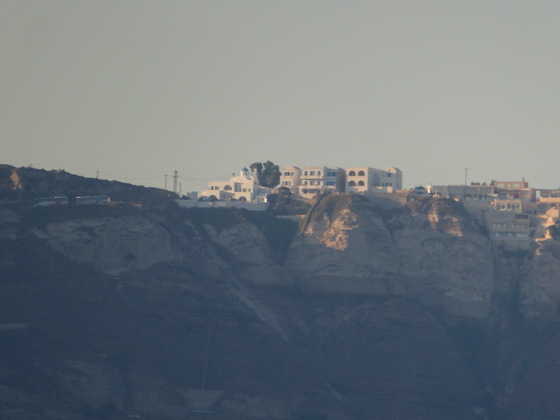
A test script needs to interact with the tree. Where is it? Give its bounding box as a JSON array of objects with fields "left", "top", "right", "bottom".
[
  {"left": 277, "top": 186, "right": 291, "bottom": 195},
  {"left": 250, "top": 162, "right": 263, "bottom": 178},
  {"left": 250, "top": 160, "right": 280, "bottom": 188}
]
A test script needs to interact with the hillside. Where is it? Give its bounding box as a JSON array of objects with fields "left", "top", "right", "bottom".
[
  {"left": 2, "top": 166, "right": 560, "bottom": 419},
  {"left": 0, "top": 164, "right": 174, "bottom": 205}
]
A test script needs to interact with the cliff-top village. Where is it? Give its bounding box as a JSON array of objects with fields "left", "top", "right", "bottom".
[{"left": 175, "top": 164, "right": 560, "bottom": 251}]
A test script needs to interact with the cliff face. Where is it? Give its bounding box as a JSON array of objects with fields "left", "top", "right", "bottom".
[
  {"left": 520, "top": 239, "right": 560, "bottom": 319},
  {"left": 288, "top": 195, "right": 493, "bottom": 318},
  {"left": 3, "top": 169, "right": 560, "bottom": 419}
]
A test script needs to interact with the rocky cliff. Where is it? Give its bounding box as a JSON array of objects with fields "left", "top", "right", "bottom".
[{"left": 2, "top": 167, "right": 560, "bottom": 419}]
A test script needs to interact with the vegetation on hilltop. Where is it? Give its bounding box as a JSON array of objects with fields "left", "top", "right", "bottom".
[{"left": 250, "top": 160, "right": 280, "bottom": 188}]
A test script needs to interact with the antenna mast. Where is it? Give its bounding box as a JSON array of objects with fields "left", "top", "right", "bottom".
[{"left": 173, "top": 170, "right": 178, "bottom": 194}]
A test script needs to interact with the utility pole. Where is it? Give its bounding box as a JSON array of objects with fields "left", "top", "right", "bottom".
[
  {"left": 173, "top": 170, "right": 178, "bottom": 194},
  {"left": 179, "top": 182, "right": 182, "bottom": 197},
  {"left": 164, "top": 174, "right": 168, "bottom": 190},
  {"left": 96, "top": 170, "right": 99, "bottom": 179},
  {"left": 465, "top": 168, "right": 468, "bottom": 186}
]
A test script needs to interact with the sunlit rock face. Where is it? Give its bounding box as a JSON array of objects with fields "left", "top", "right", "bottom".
[{"left": 287, "top": 195, "right": 493, "bottom": 318}]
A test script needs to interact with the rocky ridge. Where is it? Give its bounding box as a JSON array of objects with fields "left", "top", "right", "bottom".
[{"left": 2, "top": 166, "right": 560, "bottom": 419}]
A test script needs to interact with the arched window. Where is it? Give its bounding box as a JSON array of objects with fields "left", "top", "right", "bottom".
[
  {"left": 358, "top": 170, "right": 365, "bottom": 176},
  {"left": 238, "top": 196, "right": 247, "bottom": 202},
  {"left": 358, "top": 180, "right": 365, "bottom": 186},
  {"left": 223, "top": 185, "right": 232, "bottom": 191},
  {"left": 349, "top": 181, "right": 356, "bottom": 186},
  {"left": 348, "top": 171, "right": 356, "bottom": 176}
]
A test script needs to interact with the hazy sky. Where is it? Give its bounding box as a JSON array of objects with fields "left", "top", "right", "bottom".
[{"left": 2, "top": 1, "right": 560, "bottom": 192}]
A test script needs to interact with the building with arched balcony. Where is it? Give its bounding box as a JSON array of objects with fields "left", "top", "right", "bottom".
[{"left": 345, "top": 166, "right": 402, "bottom": 194}]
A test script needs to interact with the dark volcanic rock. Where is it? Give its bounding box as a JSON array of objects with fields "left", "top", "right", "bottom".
[{"left": 2, "top": 167, "right": 560, "bottom": 419}]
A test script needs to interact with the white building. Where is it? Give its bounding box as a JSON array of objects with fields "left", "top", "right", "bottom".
[
  {"left": 200, "top": 167, "right": 270, "bottom": 202},
  {"left": 279, "top": 166, "right": 301, "bottom": 194},
  {"left": 298, "top": 166, "right": 345, "bottom": 199},
  {"left": 345, "top": 167, "right": 402, "bottom": 193}
]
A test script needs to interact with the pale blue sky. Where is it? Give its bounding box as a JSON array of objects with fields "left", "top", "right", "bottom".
[{"left": 2, "top": 1, "right": 560, "bottom": 192}]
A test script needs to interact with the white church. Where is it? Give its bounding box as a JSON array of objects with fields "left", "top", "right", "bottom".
[{"left": 199, "top": 167, "right": 271, "bottom": 203}]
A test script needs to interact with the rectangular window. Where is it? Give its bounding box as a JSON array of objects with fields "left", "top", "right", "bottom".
[
  {"left": 304, "top": 171, "right": 308, "bottom": 176},
  {"left": 387, "top": 173, "right": 392, "bottom": 177},
  {"left": 310, "top": 171, "right": 315, "bottom": 176}
]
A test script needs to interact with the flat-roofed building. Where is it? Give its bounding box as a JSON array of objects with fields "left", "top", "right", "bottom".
[
  {"left": 297, "top": 166, "right": 345, "bottom": 198},
  {"left": 428, "top": 184, "right": 494, "bottom": 200},
  {"left": 490, "top": 179, "right": 537, "bottom": 213},
  {"left": 485, "top": 210, "right": 535, "bottom": 250},
  {"left": 346, "top": 166, "right": 402, "bottom": 193},
  {"left": 279, "top": 166, "right": 301, "bottom": 194},
  {"left": 492, "top": 180, "right": 529, "bottom": 190}
]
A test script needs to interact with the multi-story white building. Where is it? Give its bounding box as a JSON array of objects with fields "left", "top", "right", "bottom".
[
  {"left": 297, "top": 166, "right": 345, "bottom": 198},
  {"left": 201, "top": 163, "right": 401, "bottom": 202},
  {"left": 345, "top": 167, "right": 402, "bottom": 193},
  {"left": 279, "top": 166, "right": 301, "bottom": 194},
  {"left": 200, "top": 167, "right": 270, "bottom": 202}
]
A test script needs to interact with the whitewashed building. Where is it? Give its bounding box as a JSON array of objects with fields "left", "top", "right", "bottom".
[
  {"left": 200, "top": 167, "right": 270, "bottom": 202},
  {"left": 297, "top": 166, "right": 345, "bottom": 199},
  {"left": 279, "top": 166, "right": 301, "bottom": 194},
  {"left": 345, "top": 167, "right": 402, "bottom": 193}
]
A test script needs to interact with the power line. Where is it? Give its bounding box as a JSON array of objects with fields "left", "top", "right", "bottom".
[
  {"left": 178, "top": 172, "right": 231, "bottom": 182},
  {"left": 97, "top": 171, "right": 166, "bottom": 180}
]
